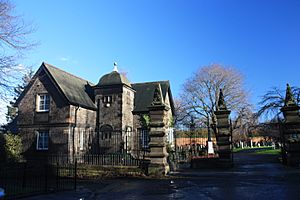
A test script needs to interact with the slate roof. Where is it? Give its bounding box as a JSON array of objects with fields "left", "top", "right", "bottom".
[
  {"left": 16, "top": 62, "right": 174, "bottom": 114},
  {"left": 43, "top": 63, "right": 97, "bottom": 110},
  {"left": 97, "top": 71, "right": 131, "bottom": 87},
  {"left": 132, "top": 81, "right": 174, "bottom": 114}
]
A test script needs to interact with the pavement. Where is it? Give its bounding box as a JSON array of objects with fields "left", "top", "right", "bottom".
[{"left": 21, "top": 148, "right": 300, "bottom": 200}]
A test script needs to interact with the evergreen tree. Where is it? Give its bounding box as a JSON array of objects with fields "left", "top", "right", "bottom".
[{"left": 5, "top": 69, "right": 34, "bottom": 123}]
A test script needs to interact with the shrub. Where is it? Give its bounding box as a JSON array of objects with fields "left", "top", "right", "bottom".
[{"left": 2, "top": 133, "right": 23, "bottom": 162}]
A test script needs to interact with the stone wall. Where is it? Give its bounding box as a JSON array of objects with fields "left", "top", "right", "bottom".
[
  {"left": 94, "top": 85, "right": 135, "bottom": 155},
  {"left": 133, "top": 114, "right": 143, "bottom": 130},
  {"left": 95, "top": 86, "right": 123, "bottom": 130},
  {"left": 21, "top": 127, "right": 70, "bottom": 159},
  {"left": 18, "top": 71, "right": 72, "bottom": 158},
  {"left": 69, "top": 105, "right": 96, "bottom": 155},
  {"left": 18, "top": 70, "right": 70, "bottom": 126},
  {"left": 164, "top": 91, "right": 173, "bottom": 127},
  {"left": 18, "top": 69, "right": 97, "bottom": 158},
  {"left": 121, "top": 86, "right": 135, "bottom": 131}
]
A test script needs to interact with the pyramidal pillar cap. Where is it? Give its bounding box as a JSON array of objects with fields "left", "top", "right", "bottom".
[
  {"left": 217, "top": 88, "right": 227, "bottom": 111},
  {"left": 284, "top": 83, "right": 297, "bottom": 107}
]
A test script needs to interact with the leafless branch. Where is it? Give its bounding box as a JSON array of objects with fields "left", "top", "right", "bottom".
[
  {"left": 176, "top": 64, "right": 250, "bottom": 129},
  {"left": 0, "top": 0, "right": 36, "bottom": 103}
]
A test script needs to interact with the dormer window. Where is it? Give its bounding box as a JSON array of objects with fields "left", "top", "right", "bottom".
[
  {"left": 37, "top": 94, "right": 50, "bottom": 112},
  {"left": 103, "top": 95, "right": 112, "bottom": 107}
]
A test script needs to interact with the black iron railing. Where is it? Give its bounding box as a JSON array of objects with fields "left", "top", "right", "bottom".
[
  {"left": 0, "top": 162, "right": 76, "bottom": 199},
  {"left": 48, "top": 153, "right": 142, "bottom": 166}
]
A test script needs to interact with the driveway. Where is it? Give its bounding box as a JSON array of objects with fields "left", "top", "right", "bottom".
[{"left": 22, "top": 148, "right": 300, "bottom": 200}]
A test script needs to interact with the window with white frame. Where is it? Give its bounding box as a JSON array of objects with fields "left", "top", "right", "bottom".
[
  {"left": 103, "top": 95, "right": 112, "bottom": 103},
  {"left": 103, "top": 95, "right": 112, "bottom": 107},
  {"left": 166, "top": 128, "right": 175, "bottom": 148},
  {"left": 125, "top": 126, "right": 132, "bottom": 152},
  {"left": 79, "top": 129, "right": 84, "bottom": 150},
  {"left": 37, "top": 94, "right": 50, "bottom": 112},
  {"left": 36, "top": 131, "right": 49, "bottom": 150}
]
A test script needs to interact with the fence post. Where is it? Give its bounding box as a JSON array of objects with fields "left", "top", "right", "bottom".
[
  {"left": 74, "top": 159, "right": 77, "bottom": 190},
  {"left": 56, "top": 162, "right": 59, "bottom": 190},
  {"left": 22, "top": 162, "right": 27, "bottom": 189},
  {"left": 45, "top": 164, "right": 48, "bottom": 192}
]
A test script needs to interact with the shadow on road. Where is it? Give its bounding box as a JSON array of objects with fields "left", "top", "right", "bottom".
[{"left": 22, "top": 148, "right": 300, "bottom": 200}]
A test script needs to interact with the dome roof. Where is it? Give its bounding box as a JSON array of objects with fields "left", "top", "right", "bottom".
[{"left": 98, "top": 71, "right": 131, "bottom": 87}]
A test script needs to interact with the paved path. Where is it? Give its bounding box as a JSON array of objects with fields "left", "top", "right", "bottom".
[{"left": 22, "top": 148, "right": 300, "bottom": 200}]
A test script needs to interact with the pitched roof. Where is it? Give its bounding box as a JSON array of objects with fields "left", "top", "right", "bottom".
[
  {"left": 43, "top": 63, "right": 96, "bottom": 110},
  {"left": 16, "top": 62, "right": 174, "bottom": 113},
  {"left": 132, "top": 81, "right": 174, "bottom": 114}
]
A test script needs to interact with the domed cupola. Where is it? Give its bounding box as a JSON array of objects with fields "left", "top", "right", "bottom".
[
  {"left": 97, "top": 62, "right": 131, "bottom": 87},
  {"left": 94, "top": 62, "right": 135, "bottom": 135}
]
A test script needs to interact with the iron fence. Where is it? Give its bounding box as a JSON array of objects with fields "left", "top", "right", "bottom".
[
  {"left": 174, "top": 126, "right": 220, "bottom": 161},
  {"left": 48, "top": 153, "right": 142, "bottom": 167},
  {"left": 95, "top": 129, "right": 150, "bottom": 157},
  {"left": 46, "top": 129, "right": 151, "bottom": 167},
  {"left": 44, "top": 129, "right": 152, "bottom": 168},
  {"left": 0, "top": 162, "right": 76, "bottom": 199}
]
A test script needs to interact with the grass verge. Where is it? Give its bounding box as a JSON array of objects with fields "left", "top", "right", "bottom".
[
  {"left": 233, "top": 146, "right": 270, "bottom": 153},
  {"left": 254, "top": 148, "right": 281, "bottom": 155}
]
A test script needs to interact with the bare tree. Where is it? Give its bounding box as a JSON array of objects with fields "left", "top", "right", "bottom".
[
  {"left": 178, "top": 64, "right": 249, "bottom": 130},
  {"left": 0, "top": 0, "right": 36, "bottom": 102},
  {"left": 174, "top": 97, "right": 207, "bottom": 130},
  {"left": 232, "top": 106, "right": 258, "bottom": 141},
  {"left": 173, "top": 98, "right": 189, "bottom": 128}
]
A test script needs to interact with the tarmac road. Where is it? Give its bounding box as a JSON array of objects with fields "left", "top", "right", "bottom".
[{"left": 22, "top": 148, "right": 300, "bottom": 200}]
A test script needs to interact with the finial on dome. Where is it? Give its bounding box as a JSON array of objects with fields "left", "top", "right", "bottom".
[{"left": 113, "top": 62, "right": 118, "bottom": 72}]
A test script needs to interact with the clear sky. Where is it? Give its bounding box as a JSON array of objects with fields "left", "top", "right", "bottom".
[{"left": 1, "top": 0, "right": 299, "bottom": 123}]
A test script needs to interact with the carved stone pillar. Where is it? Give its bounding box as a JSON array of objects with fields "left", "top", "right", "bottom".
[
  {"left": 281, "top": 84, "right": 300, "bottom": 166},
  {"left": 147, "top": 84, "right": 170, "bottom": 176},
  {"left": 214, "top": 89, "right": 233, "bottom": 167}
]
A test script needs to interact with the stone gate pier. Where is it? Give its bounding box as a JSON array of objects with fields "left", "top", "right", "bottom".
[
  {"left": 214, "top": 89, "right": 233, "bottom": 167},
  {"left": 147, "top": 84, "right": 170, "bottom": 176},
  {"left": 281, "top": 84, "right": 300, "bottom": 166}
]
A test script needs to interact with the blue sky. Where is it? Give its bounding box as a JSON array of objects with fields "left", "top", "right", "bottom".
[{"left": 6, "top": 0, "right": 300, "bottom": 118}]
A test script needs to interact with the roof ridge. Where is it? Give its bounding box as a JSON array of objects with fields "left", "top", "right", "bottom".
[
  {"left": 42, "top": 62, "right": 96, "bottom": 110},
  {"left": 43, "top": 62, "right": 92, "bottom": 84},
  {"left": 132, "top": 80, "right": 169, "bottom": 85}
]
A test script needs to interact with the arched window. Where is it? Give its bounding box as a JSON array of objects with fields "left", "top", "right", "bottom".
[
  {"left": 124, "top": 126, "right": 133, "bottom": 153},
  {"left": 100, "top": 125, "right": 113, "bottom": 140}
]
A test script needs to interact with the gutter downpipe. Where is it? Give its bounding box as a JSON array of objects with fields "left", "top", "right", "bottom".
[
  {"left": 96, "top": 99, "right": 100, "bottom": 154},
  {"left": 73, "top": 105, "right": 80, "bottom": 163}
]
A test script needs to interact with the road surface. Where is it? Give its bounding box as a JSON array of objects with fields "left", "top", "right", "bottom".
[{"left": 22, "top": 148, "right": 300, "bottom": 200}]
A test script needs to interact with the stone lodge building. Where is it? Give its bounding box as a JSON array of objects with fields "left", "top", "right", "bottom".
[{"left": 16, "top": 62, "right": 175, "bottom": 158}]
